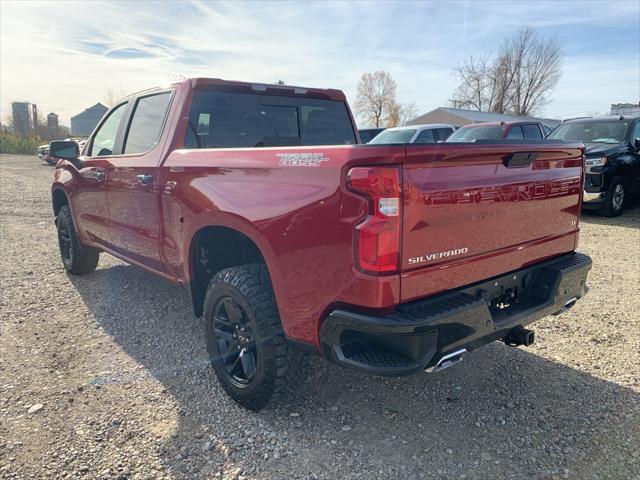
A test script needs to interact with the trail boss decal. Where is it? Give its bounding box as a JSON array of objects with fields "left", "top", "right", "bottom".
[
  {"left": 277, "top": 153, "right": 329, "bottom": 166},
  {"left": 408, "top": 247, "right": 469, "bottom": 265}
]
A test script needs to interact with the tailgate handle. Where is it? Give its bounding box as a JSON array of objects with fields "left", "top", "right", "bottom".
[{"left": 504, "top": 152, "right": 539, "bottom": 168}]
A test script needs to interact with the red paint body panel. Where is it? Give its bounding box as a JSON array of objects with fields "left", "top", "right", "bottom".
[
  {"left": 51, "top": 78, "right": 586, "bottom": 351},
  {"left": 160, "top": 145, "right": 405, "bottom": 344}
]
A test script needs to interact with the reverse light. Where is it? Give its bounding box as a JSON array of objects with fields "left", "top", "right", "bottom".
[
  {"left": 378, "top": 198, "right": 399, "bottom": 217},
  {"left": 347, "top": 166, "right": 401, "bottom": 274}
]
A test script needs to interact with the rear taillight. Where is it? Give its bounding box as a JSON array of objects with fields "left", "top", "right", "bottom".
[{"left": 347, "top": 166, "right": 401, "bottom": 274}]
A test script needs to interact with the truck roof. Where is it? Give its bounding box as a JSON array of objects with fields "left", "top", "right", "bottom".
[
  {"left": 384, "top": 124, "right": 456, "bottom": 132},
  {"left": 562, "top": 115, "right": 640, "bottom": 123},
  {"left": 459, "top": 120, "right": 542, "bottom": 128},
  {"left": 118, "top": 77, "right": 348, "bottom": 103},
  {"left": 186, "top": 78, "right": 347, "bottom": 101}
]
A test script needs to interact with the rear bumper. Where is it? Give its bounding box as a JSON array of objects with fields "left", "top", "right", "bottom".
[{"left": 320, "top": 252, "right": 592, "bottom": 376}]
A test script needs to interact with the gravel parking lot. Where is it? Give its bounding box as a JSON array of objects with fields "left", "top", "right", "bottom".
[{"left": 1, "top": 153, "right": 638, "bottom": 480}]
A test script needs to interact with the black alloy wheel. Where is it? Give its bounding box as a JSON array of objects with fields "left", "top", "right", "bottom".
[{"left": 212, "top": 296, "right": 258, "bottom": 385}]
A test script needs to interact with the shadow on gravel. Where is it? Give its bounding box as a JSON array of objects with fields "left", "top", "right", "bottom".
[
  {"left": 580, "top": 199, "right": 640, "bottom": 227},
  {"left": 71, "top": 264, "right": 640, "bottom": 479}
]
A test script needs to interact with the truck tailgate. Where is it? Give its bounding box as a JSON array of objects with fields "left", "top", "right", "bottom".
[{"left": 400, "top": 143, "right": 584, "bottom": 303}]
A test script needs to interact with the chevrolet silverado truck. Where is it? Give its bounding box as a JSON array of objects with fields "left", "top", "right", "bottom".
[
  {"left": 50, "top": 78, "right": 592, "bottom": 410},
  {"left": 547, "top": 116, "right": 640, "bottom": 216}
]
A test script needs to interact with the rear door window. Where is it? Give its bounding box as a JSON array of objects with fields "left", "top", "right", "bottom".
[
  {"left": 507, "top": 126, "right": 524, "bottom": 139},
  {"left": 413, "top": 129, "right": 436, "bottom": 144},
  {"left": 184, "top": 90, "right": 355, "bottom": 148},
  {"left": 522, "top": 124, "right": 543, "bottom": 139},
  {"left": 124, "top": 92, "right": 173, "bottom": 154}
]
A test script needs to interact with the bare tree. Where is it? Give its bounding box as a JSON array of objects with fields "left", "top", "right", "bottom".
[
  {"left": 451, "top": 27, "right": 562, "bottom": 115},
  {"left": 103, "top": 86, "right": 127, "bottom": 107},
  {"left": 451, "top": 55, "right": 492, "bottom": 111},
  {"left": 354, "top": 71, "right": 399, "bottom": 127},
  {"left": 398, "top": 102, "right": 419, "bottom": 125}
]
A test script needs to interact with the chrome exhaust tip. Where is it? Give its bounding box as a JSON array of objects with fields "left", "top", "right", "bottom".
[
  {"left": 425, "top": 348, "right": 467, "bottom": 373},
  {"left": 553, "top": 296, "right": 579, "bottom": 316}
]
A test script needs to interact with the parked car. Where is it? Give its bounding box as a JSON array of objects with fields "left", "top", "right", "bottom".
[
  {"left": 358, "top": 128, "right": 385, "bottom": 143},
  {"left": 37, "top": 144, "right": 48, "bottom": 161},
  {"left": 367, "top": 124, "right": 456, "bottom": 144},
  {"left": 42, "top": 146, "right": 58, "bottom": 165},
  {"left": 446, "top": 121, "right": 548, "bottom": 142},
  {"left": 49, "top": 77, "right": 591, "bottom": 410},
  {"left": 547, "top": 116, "right": 640, "bottom": 216}
]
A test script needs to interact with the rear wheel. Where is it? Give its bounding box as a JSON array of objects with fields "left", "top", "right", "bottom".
[
  {"left": 56, "top": 205, "right": 100, "bottom": 275},
  {"left": 598, "top": 177, "right": 626, "bottom": 217},
  {"left": 204, "top": 264, "right": 304, "bottom": 410}
]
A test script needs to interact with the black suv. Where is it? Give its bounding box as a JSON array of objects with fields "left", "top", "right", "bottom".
[{"left": 547, "top": 116, "right": 640, "bottom": 216}]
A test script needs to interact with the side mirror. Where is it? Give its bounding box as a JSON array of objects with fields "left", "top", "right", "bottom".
[{"left": 49, "top": 140, "right": 79, "bottom": 161}]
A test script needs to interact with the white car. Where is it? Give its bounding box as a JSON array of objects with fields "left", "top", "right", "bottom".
[{"left": 368, "top": 124, "right": 457, "bottom": 144}]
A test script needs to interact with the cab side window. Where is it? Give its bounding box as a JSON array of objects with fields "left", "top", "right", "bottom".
[
  {"left": 89, "top": 103, "right": 128, "bottom": 157},
  {"left": 632, "top": 121, "right": 640, "bottom": 141},
  {"left": 435, "top": 127, "right": 454, "bottom": 141}
]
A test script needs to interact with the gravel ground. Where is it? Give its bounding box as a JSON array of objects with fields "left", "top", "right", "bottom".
[{"left": 1, "top": 154, "right": 638, "bottom": 480}]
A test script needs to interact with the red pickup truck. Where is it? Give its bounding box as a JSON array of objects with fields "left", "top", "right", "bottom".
[{"left": 50, "top": 78, "right": 592, "bottom": 410}]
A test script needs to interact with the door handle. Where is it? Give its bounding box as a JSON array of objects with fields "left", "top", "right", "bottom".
[
  {"left": 137, "top": 174, "right": 154, "bottom": 185},
  {"left": 93, "top": 170, "right": 105, "bottom": 181}
]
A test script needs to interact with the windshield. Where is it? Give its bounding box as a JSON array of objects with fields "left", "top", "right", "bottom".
[
  {"left": 446, "top": 125, "right": 505, "bottom": 142},
  {"left": 368, "top": 129, "right": 416, "bottom": 144},
  {"left": 547, "top": 120, "right": 629, "bottom": 144}
]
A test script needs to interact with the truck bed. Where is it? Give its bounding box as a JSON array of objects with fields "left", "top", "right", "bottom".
[{"left": 162, "top": 141, "right": 584, "bottom": 346}]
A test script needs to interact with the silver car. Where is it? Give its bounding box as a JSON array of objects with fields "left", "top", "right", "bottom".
[{"left": 368, "top": 124, "right": 457, "bottom": 144}]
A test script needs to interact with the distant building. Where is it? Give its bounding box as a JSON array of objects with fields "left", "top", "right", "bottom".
[
  {"left": 12, "top": 101, "right": 33, "bottom": 136},
  {"left": 32, "top": 104, "right": 38, "bottom": 131},
  {"left": 408, "top": 107, "right": 560, "bottom": 129},
  {"left": 70, "top": 102, "right": 108, "bottom": 137},
  {"left": 610, "top": 103, "right": 640, "bottom": 116},
  {"left": 47, "top": 113, "right": 59, "bottom": 139}
]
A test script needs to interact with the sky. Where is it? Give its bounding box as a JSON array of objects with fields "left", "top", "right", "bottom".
[{"left": 1, "top": 0, "right": 639, "bottom": 127}]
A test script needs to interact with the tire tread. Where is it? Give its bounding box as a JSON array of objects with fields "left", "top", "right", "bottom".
[
  {"left": 57, "top": 206, "right": 99, "bottom": 275},
  {"left": 204, "top": 263, "right": 305, "bottom": 410}
]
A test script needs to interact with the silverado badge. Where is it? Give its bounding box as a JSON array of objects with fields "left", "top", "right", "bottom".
[{"left": 408, "top": 247, "right": 469, "bottom": 265}]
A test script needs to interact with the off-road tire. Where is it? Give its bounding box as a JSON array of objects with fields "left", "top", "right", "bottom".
[
  {"left": 204, "top": 263, "right": 305, "bottom": 410},
  {"left": 598, "top": 176, "right": 626, "bottom": 217},
  {"left": 56, "top": 205, "right": 100, "bottom": 275}
]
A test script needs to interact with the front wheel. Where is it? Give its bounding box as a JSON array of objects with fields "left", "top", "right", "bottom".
[
  {"left": 598, "top": 177, "right": 626, "bottom": 217},
  {"left": 204, "top": 264, "right": 305, "bottom": 410},
  {"left": 56, "top": 205, "right": 100, "bottom": 275}
]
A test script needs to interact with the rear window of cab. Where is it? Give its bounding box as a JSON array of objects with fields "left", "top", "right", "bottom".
[{"left": 184, "top": 90, "right": 356, "bottom": 148}]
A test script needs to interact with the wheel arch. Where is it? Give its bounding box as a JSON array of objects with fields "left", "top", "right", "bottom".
[
  {"left": 187, "top": 223, "right": 278, "bottom": 318},
  {"left": 51, "top": 187, "right": 70, "bottom": 218}
]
